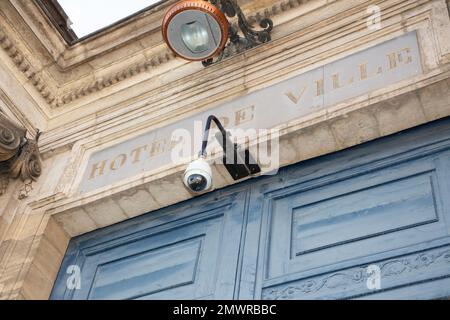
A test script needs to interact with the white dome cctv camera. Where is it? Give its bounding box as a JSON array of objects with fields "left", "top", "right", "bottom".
[
  {"left": 182, "top": 115, "right": 261, "bottom": 193},
  {"left": 183, "top": 157, "right": 213, "bottom": 193}
]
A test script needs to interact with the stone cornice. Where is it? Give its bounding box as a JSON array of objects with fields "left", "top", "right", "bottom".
[
  {"left": 38, "top": 0, "right": 447, "bottom": 149},
  {"left": 1, "top": 0, "right": 449, "bottom": 155}
]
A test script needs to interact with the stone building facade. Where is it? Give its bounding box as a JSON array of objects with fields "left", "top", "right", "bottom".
[{"left": 1, "top": 0, "right": 450, "bottom": 299}]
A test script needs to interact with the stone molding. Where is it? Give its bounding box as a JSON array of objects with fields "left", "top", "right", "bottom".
[
  {"left": 0, "top": 28, "right": 56, "bottom": 107},
  {"left": 2, "top": 0, "right": 448, "bottom": 156},
  {"left": 1, "top": 0, "right": 449, "bottom": 217}
]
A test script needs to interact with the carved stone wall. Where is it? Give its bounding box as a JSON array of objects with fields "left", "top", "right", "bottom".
[{"left": 0, "top": 0, "right": 449, "bottom": 300}]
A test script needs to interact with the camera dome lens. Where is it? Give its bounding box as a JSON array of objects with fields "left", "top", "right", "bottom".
[{"left": 187, "top": 174, "right": 208, "bottom": 192}]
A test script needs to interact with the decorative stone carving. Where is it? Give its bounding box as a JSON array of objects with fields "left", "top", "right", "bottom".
[
  {"left": 0, "top": 112, "right": 26, "bottom": 161},
  {"left": 0, "top": 112, "right": 42, "bottom": 199},
  {"left": 0, "top": 28, "right": 55, "bottom": 106}
]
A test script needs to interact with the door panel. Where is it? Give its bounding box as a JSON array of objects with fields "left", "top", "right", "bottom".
[
  {"left": 90, "top": 235, "right": 204, "bottom": 300},
  {"left": 51, "top": 192, "right": 248, "bottom": 300},
  {"left": 52, "top": 118, "right": 450, "bottom": 300}
]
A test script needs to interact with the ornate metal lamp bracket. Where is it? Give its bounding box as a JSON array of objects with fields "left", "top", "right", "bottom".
[
  {"left": 202, "top": 0, "right": 274, "bottom": 67},
  {"left": 0, "top": 112, "right": 42, "bottom": 200}
]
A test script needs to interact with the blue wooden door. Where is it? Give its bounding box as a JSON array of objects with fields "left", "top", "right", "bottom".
[{"left": 52, "top": 118, "right": 450, "bottom": 300}]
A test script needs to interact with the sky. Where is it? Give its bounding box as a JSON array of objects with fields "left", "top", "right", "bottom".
[{"left": 58, "top": 0, "right": 161, "bottom": 38}]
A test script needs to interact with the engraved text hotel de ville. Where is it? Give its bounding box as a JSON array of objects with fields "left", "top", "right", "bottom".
[{"left": 81, "top": 32, "right": 422, "bottom": 193}]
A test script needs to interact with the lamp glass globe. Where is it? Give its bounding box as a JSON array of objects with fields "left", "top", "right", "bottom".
[{"left": 181, "top": 21, "right": 210, "bottom": 53}]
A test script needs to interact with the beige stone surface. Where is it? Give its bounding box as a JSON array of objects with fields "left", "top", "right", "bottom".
[
  {"left": 43, "top": 217, "right": 70, "bottom": 256},
  {"left": 146, "top": 173, "right": 193, "bottom": 208},
  {"left": 330, "top": 110, "right": 381, "bottom": 149},
  {"left": 295, "top": 123, "right": 338, "bottom": 160},
  {"left": 53, "top": 208, "right": 98, "bottom": 238},
  {"left": 374, "top": 91, "right": 426, "bottom": 136},
  {"left": 419, "top": 78, "right": 450, "bottom": 121},
  {"left": 0, "top": 215, "right": 69, "bottom": 300},
  {"left": 50, "top": 77, "right": 450, "bottom": 238}
]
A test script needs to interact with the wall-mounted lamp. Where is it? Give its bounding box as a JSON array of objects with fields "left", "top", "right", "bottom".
[
  {"left": 0, "top": 112, "right": 42, "bottom": 199},
  {"left": 162, "top": 0, "right": 273, "bottom": 66},
  {"left": 183, "top": 115, "right": 261, "bottom": 193}
]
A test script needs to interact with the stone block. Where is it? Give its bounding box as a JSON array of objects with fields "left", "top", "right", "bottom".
[
  {"left": 330, "top": 110, "right": 380, "bottom": 149},
  {"left": 147, "top": 173, "right": 192, "bottom": 208},
  {"left": 21, "top": 263, "right": 53, "bottom": 300},
  {"left": 3, "top": 237, "right": 35, "bottom": 267},
  {"left": 419, "top": 79, "right": 450, "bottom": 121},
  {"left": 115, "top": 187, "right": 159, "bottom": 218}
]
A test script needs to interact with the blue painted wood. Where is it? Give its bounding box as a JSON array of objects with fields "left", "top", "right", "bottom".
[
  {"left": 266, "top": 159, "right": 445, "bottom": 279},
  {"left": 51, "top": 118, "right": 450, "bottom": 300}
]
